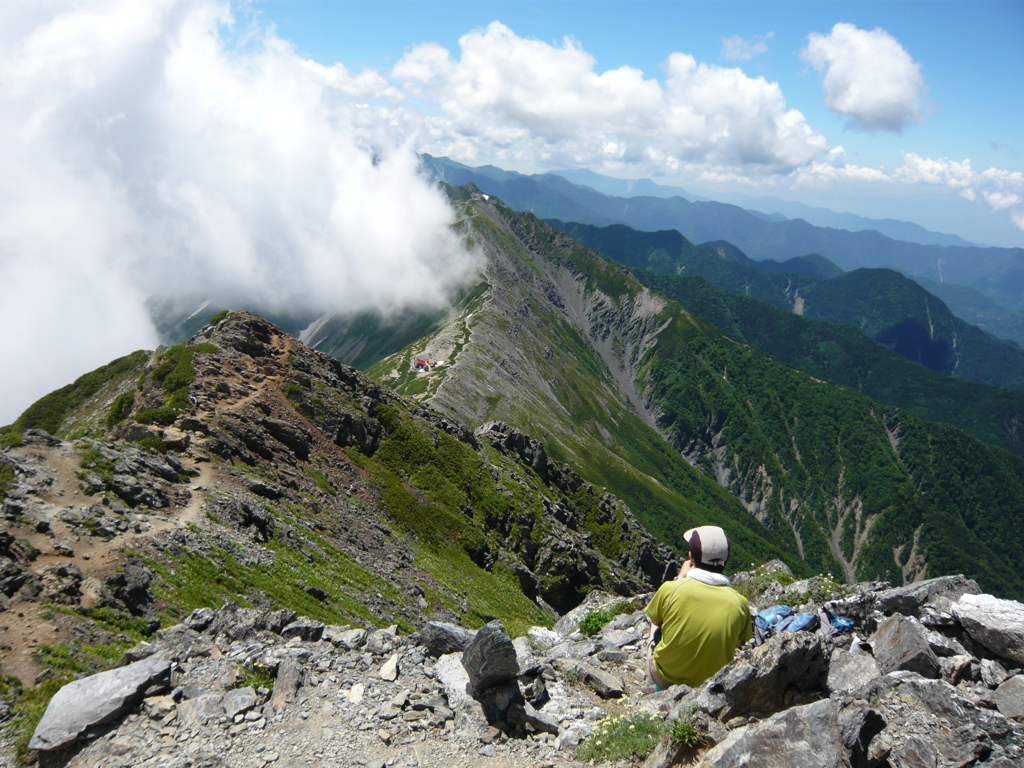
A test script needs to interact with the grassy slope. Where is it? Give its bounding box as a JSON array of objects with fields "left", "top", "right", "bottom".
[{"left": 371, "top": 203, "right": 808, "bottom": 576}]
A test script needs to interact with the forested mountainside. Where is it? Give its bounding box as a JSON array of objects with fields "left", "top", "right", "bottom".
[
  {"left": 421, "top": 154, "right": 1024, "bottom": 316},
  {"left": 631, "top": 269, "right": 1024, "bottom": 457},
  {"left": 366, "top": 193, "right": 1024, "bottom": 599},
  {"left": 550, "top": 221, "right": 1024, "bottom": 392}
]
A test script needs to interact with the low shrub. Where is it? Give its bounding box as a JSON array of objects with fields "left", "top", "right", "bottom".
[
  {"left": 579, "top": 607, "right": 614, "bottom": 637},
  {"left": 576, "top": 711, "right": 667, "bottom": 762}
]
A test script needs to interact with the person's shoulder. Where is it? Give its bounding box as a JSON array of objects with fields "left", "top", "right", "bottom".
[{"left": 727, "top": 586, "right": 751, "bottom": 611}]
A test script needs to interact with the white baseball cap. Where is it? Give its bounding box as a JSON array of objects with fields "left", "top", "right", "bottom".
[{"left": 684, "top": 526, "right": 730, "bottom": 568}]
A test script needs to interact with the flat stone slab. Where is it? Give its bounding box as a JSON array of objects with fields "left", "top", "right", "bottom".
[{"left": 29, "top": 655, "right": 171, "bottom": 751}]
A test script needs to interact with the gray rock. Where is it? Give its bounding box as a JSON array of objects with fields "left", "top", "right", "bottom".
[
  {"left": 870, "top": 614, "right": 941, "bottom": 679},
  {"left": 941, "top": 655, "right": 977, "bottom": 686},
  {"left": 544, "top": 639, "right": 600, "bottom": 660},
  {"left": 598, "top": 629, "right": 637, "bottom": 650},
  {"left": 827, "top": 648, "right": 881, "bottom": 693},
  {"left": 379, "top": 653, "right": 400, "bottom": 681},
  {"left": 260, "top": 608, "right": 298, "bottom": 634},
  {"left": 329, "top": 627, "right": 367, "bottom": 650},
  {"left": 222, "top": 686, "right": 258, "bottom": 718},
  {"left": 875, "top": 575, "right": 980, "bottom": 618},
  {"left": 867, "top": 674, "right": 1024, "bottom": 767},
  {"left": 280, "top": 617, "right": 324, "bottom": 642},
  {"left": 996, "top": 675, "right": 1024, "bottom": 718},
  {"left": 461, "top": 621, "right": 519, "bottom": 692},
  {"left": 260, "top": 418, "right": 311, "bottom": 461},
  {"left": 953, "top": 594, "right": 1024, "bottom": 663},
  {"left": 433, "top": 653, "right": 489, "bottom": 737},
  {"left": 29, "top": 655, "right": 171, "bottom": 751},
  {"left": 683, "top": 632, "right": 828, "bottom": 721},
  {"left": 574, "top": 662, "right": 625, "bottom": 699},
  {"left": 184, "top": 607, "right": 216, "bottom": 632},
  {"left": 923, "top": 627, "right": 968, "bottom": 658},
  {"left": 507, "top": 700, "right": 559, "bottom": 735},
  {"left": 527, "top": 626, "right": 561, "bottom": 651},
  {"left": 697, "top": 699, "right": 848, "bottom": 768},
  {"left": 178, "top": 693, "right": 225, "bottom": 728},
  {"left": 320, "top": 625, "right": 350, "bottom": 645},
  {"left": 365, "top": 628, "right": 397, "bottom": 655},
  {"left": 270, "top": 660, "right": 304, "bottom": 708},
  {"left": 419, "top": 622, "right": 476, "bottom": 657},
  {"left": 981, "top": 659, "right": 1010, "bottom": 688},
  {"left": 642, "top": 739, "right": 689, "bottom": 768}
]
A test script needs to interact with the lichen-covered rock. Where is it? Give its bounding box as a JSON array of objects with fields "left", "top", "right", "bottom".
[
  {"left": 827, "top": 648, "right": 881, "bottom": 694},
  {"left": 697, "top": 699, "right": 848, "bottom": 768}
]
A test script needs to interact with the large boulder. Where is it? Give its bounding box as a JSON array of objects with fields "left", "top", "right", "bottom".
[
  {"left": 827, "top": 649, "right": 881, "bottom": 694},
  {"left": 29, "top": 655, "right": 171, "bottom": 751},
  {"left": 875, "top": 575, "right": 980, "bottom": 618},
  {"left": 683, "top": 632, "right": 829, "bottom": 721},
  {"left": 419, "top": 622, "right": 476, "bottom": 657},
  {"left": 952, "top": 593, "right": 1024, "bottom": 663},
  {"left": 461, "top": 621, "right": 519, "bottom": 692},
  {"left": 869, "top": 614, "right": 941, "bottom": 679},
  {"left": 434, "top": 652, "right": 488, "bottom": 737}
]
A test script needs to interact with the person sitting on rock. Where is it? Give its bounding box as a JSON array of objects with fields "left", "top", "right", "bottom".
[{"left": 645, "top": 525, "right": 753, "bottom": 690}]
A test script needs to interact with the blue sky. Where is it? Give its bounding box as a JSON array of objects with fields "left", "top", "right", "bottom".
[{"left": 256, "top": 0, "right": 1024, "bottom": 246}]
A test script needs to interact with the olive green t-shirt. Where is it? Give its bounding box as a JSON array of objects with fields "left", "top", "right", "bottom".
[{"left": 645, "top": 577, "right": 753, "bottom": 687}]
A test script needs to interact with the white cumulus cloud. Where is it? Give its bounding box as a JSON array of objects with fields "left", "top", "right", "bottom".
[
  {"left": 896, "top": 153, "right": 1024, "bottom": 229},
  {"left": 802, "top": 23, "right": 926, "bottom": 132},
  {"left": 0, "top": 0, "right": 479, "bottom": 424},
  {"left": 393, "top": 22, "right": 829, "bottom": 174}
]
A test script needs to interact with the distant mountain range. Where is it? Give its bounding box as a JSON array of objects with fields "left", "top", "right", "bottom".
[
  {"left": 549, "top": 168, "right": 976, "bottom": 248},
  {"left": 421, "top": 155, "right": 1024, "bottom": 332}
]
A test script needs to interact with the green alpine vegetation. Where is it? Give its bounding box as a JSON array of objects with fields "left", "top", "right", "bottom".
[
  {"left": 629, "top": 270, "right": 1024, "bottom": 457},
  {"left": 1, "top": 350, "right": 149, "bottom": 440}
]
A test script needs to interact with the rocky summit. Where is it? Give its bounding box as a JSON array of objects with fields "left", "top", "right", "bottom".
[
  {"left": 12, "top": 573, "right": 1024, "bottom": 768},
  {"left": 3, "top": 312, "right": 1024, "bottom": 767}
]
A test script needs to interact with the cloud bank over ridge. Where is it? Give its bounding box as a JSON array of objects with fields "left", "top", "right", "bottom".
[{"left": 0, "top": 0, "right": 478, "bottom": 424}]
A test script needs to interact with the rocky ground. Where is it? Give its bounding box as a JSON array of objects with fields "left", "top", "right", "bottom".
[{"left": 11, "top": 571, "right": 1024, "bottom": 768}]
